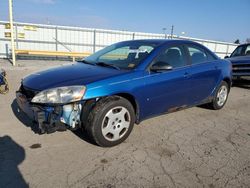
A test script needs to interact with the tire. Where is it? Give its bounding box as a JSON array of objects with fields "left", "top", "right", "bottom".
[
  {"left": 86, "top": 96, "right": 135, "bottom": 147},
  {"left": 209, "top": 81, "right": 229, "bottom": 110}
]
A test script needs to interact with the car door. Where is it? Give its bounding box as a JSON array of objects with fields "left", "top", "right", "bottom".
[
  {"left": 185, "top": 44, "right": 221, "bottom": 105},
  {"left": 142, "top": 45, "right": 191, "bottom": 118}
]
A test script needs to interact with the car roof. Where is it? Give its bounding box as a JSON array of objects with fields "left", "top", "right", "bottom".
[
  {"left": 120, "top": 39, "right": 203, "bottom": 46},
  {"left": 237, "top": 43, "right": 250, "bottom": 47}
]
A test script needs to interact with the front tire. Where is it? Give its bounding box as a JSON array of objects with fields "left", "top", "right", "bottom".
[
  {"left": 86, "top": 96, "right": 135, "bottom": 147},
  {"left": 209, "top": 81, "right": 229, "bottom": 110}
]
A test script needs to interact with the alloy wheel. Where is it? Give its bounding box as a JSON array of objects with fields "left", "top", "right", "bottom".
[
  {"left": 217, "top": 85, "right": 228, "bottom": 107},
  {"left": 101, "top": 106, "right": 131, "bottom": 142}
]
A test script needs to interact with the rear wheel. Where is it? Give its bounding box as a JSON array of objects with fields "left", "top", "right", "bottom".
[
  {"left": 86, "top": 96, "right": 135, "bottom": 147},
  {"left": 209, "top": 81, "right": 229, "bottom": 110}
]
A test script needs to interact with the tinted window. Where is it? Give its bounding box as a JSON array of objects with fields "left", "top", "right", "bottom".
[
  {"left": 231, "top": 46, "right": 243, "bottom": 57},
  {"left": 187, "top": 46, "right": 209, "bottom": 65},
  {"left": 153, "top": 46, "right": 186, "bottom": 68},
  {"left": 244, "top": 45, "right": 250, "bottom": 56}
]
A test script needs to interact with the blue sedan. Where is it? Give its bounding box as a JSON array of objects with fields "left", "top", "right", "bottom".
[{"left": 16, "top": 40, "right": 232, "bottom": 147}]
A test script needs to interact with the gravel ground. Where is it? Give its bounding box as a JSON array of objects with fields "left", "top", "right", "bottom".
[{"left": 0, "top": 59, "right": 250, "bottom": 188}]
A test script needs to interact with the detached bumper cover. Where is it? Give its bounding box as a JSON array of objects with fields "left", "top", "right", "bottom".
[{"left": 16, "top": 91, "right": 82, "bottom": 134}]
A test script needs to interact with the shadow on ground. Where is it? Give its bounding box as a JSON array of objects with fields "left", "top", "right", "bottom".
[
  {"left": 72, "top": 129, "right": 97, "bottom": 146},
  {"left": 0, "top": 135, "right": 28, "bottom": 188}
]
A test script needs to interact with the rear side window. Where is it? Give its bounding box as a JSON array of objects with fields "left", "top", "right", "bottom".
[{"left": 187, "top": 45, "right": 213, "bottom": 65}]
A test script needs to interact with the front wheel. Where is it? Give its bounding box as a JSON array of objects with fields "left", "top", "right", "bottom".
[
  {"left": 209, "top": 81, "right": 229, "bottom": 110},
  {"left": 86, "top": 96, "right": 135, "bottom": 147}
]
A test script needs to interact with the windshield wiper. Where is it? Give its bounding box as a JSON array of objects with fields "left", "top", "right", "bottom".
[
  {"left": 96, "top": 62, "right": 120, "bottom": 70},
  {"left": 78, "top": 60, "right": 96, "bottom": 66}
]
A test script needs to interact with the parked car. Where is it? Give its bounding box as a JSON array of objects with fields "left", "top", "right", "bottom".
[
  {"left": 225, "top": 43, "right": 250, "bottom": 80},
  {"left": 16, "top": 40, "right": 232, "bottom": 147}
]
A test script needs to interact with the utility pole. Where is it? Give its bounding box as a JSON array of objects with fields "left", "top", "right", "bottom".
[
  {"left": 162, "top": 28, "right": 167, "bottom": 39},
  {"left": 8, "top": 0, "right": 16, "bottom": 66},
  {"left": 170, "top": 25, "right": 174, "bottom": 39}
]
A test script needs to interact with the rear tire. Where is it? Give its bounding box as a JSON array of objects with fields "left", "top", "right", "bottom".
[
  {"left": 86, "top": 96, "right": 135, "bottom": 147},
  {"left": 209, "top": 81, "right": 229, "bottom": 110}
]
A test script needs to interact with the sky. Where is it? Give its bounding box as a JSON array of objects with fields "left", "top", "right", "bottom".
[{"left": 0, "top": 0, "right": 249, "bottom": 43}]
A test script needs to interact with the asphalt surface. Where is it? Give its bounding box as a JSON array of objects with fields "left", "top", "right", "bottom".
[{"left": 0, "top": 59, "right": 250, "bottom": 188}]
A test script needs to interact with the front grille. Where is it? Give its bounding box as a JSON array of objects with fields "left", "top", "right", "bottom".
[
  {"left": 232, "top": 63, "right": 250, "bottom": 75},
  {"left": 19, "top": 84, "right": 39, "bottom": 99}
]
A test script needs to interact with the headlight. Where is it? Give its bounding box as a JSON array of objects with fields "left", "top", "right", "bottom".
[{"left": 31, "top": 86, "right": 86, "bottom": 104}]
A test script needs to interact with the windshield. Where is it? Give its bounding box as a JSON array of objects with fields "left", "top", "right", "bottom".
[
  {"left": 83, "top": 41, "right": 160, "bottom": 70},
  {"left": 231, "top": 44, "right": 250, "bottom": 57}
]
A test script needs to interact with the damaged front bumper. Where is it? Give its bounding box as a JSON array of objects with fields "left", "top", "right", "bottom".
[{"left": 16, "top": 92, "right": 83, "bottom": 134}]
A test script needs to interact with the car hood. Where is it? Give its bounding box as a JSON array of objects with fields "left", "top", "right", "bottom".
[
  {"left": 227, "top": 56, "right": 250, "bottom": 64},
  {"left": 22, "top": 62, "right": 124, "bottom": 91}
]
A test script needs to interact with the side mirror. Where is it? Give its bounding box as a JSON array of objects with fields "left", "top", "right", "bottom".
[
  {"left": 224, "top": 56, "right": 229, "bottom": 59},
  {"left": 150, "top": 61, "right": 173, "bottom": 72}
]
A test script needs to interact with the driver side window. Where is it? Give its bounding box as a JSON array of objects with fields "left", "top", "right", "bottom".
[{"left": 153, "top": 46, "right": 186, "bottom": 68}]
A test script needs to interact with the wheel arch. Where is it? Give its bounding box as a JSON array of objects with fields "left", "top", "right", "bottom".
[
  {"left": 114, "top": 93, "right": 140, "bottom": 124},
  {"left": 223, "top": 77, "right": 232, "bottom": 91},
  {"left": 81, "top": 93, "right": 140, "bottom": 128}
]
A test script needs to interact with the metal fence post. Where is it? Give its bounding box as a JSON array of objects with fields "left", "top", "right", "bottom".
[
  {"left": 55, "top": 26, "right": 58, "bottom": 51},
  {"left": 214, "top": 43, "right": 217, "bottom": 54},
  {"left": 226, "top": 44, "right": 229, "bottom": 56},
  {"left": 15, "top": 23, "right": 18, "bottom": 49},
  {"left": 8, "top": 0, "right": 16, "bottom": 66},
  {"left": 93, "top": 29, "right": 96, "bottom": 53}
]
